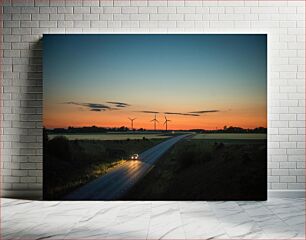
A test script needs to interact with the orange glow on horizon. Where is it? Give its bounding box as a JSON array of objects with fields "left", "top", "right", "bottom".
[{"left": 44, "top": 103, "right": 267, "bottom": 130}]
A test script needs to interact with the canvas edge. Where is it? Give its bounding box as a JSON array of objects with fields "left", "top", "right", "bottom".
[{"left": 1, "top": 190, "right": 304, "bottom": 200}]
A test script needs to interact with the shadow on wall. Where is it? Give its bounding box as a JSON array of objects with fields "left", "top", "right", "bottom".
[{"left": 6, "top": 38, "right": 44, "bottom": 200}]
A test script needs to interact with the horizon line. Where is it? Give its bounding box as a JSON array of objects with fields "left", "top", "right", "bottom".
[{"left": 45, "top": 126, "right": 267, "bottom": 131}]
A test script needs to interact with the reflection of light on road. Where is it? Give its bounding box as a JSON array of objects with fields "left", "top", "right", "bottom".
[
  {"left": 131, "top": 160, "right": 142, "bottom": 166},
  {"left": 126, "top": 160, "right": 143, "bottom": 178}
]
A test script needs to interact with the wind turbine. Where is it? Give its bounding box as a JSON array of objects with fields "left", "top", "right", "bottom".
[
  {"left": 151, "top": 114, "right": 159, "bottom": 131},
  {"left": 128, "top": 117, "right": 136, "bottom": 130},
  {"left": 163, "top": 115, "right": 171, "bottom": 131}
]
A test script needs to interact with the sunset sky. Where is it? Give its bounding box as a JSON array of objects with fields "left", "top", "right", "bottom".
[{"left": 43, "top": 34, "right": 267, "bottom": 130}]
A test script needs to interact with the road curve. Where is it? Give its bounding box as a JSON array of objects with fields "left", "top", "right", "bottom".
[{"left": 64, "top": 134, "right": 190, "bottom": 200}]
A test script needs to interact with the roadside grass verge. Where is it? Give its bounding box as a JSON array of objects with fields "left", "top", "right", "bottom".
[
  {"left": 48, "top": 133, "right": 171, "bottom": 141},
  {"left": 192, "top": 133, "right": 267, "bottom": 140},
  {"left": 43, "top": 135, "right": 165, "bottom": 199},
  {"left": 124, "top": 138, "right": 267, "bottom": 200}
]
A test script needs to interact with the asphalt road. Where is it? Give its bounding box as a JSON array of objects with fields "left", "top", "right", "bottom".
[{"left": 64, "top": 134, "right": 190, "bottom": 200}]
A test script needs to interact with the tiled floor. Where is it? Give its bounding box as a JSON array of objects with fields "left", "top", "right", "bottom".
[{"left": 2, "top": 197, "right": 305, "bottom": 239}]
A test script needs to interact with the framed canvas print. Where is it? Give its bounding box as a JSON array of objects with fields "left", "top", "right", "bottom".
[{"left": 43, "top": 34, "right": 267, "bottom": 200}]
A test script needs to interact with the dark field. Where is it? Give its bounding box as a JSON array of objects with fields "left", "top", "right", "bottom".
[
  {"left": 43, "top": 134, "right": 164, "bottom": 199},
  {"left": 124, "top": 138, "right": 267, "bottom": 200}
]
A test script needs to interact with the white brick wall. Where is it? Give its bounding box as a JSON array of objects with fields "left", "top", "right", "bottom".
[{"left": 1, "top": 0, "right": 305, "bottom": 198}]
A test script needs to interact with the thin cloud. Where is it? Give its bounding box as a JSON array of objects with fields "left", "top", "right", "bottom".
[
  {"left": 86, "top": 103, "right": 111, "bottom": 110},
  {"left": 138, "top": 110, "right": 160, "bottom": 114},
  {"left": 164, "top": 112, "right": 200, "bottom": 117},
  {"left": 189, "top": 110, "right": 220, "bottom": 114},
  {"left": 107, "top": 101, "right": 130, "bottom": 108},
  {"left": 62, "top": 102, "right": 220, "bottom": 117},
  {"left": 62, "top": 102, "right": 112, "bottom": 111},
  {"left": 139, "top": 110, "right": 203, "bottom": 116}
]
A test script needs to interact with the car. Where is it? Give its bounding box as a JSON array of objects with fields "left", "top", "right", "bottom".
[{"left": 130, "top": 154, "right": 139, "bottom": 160}]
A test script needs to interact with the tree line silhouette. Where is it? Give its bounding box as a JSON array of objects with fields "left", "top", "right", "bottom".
[{"left": 45, "top": 126, "right": 267, "bottom": 134}]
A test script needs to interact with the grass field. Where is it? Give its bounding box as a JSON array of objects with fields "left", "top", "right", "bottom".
[
  {"left": 48, "top": 133, "right": 171, "bottom": 141},
  {"left": 192, "top": 133, "right": 267, "bottom": 140},
  {"left": 124, "top": 138, "right": 267, "bottom": 200},
  {"left": 43, "top": 136, "right": 166, "bottom": 199}
]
